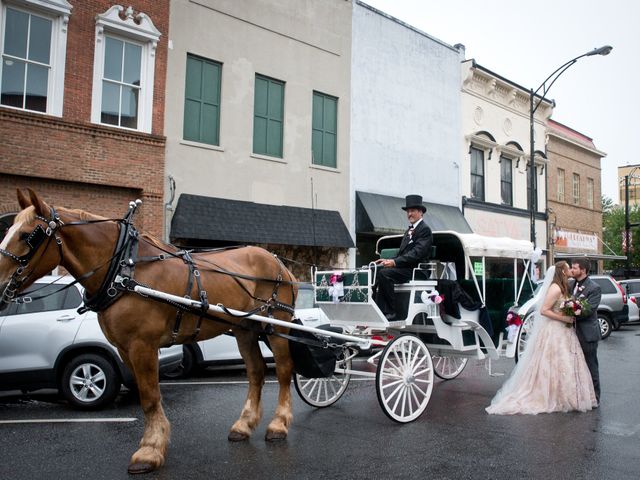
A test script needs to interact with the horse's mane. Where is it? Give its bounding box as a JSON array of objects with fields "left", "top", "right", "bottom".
[
  {"left": 17, "top": 205, "right": 108, "bottom": 223},
  {"left": 142, "top": 233, "right": 174, "bottom": 250},
  {"left": 15, "top": 205, "right": 36, "bottom": 223},
  {"left": 60, "top": 206, "right": 107, "bottom": 222},
  {"left": 19, "top": 203, "right": 174, "bottom": 251}
]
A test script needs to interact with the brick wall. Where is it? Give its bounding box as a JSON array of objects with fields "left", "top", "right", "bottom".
[
  {"left": 0, "top": 1, "right": 169, "bottom": 239},
  {"left": 547, "top": 130, "right": 603, "bottom": 254}
]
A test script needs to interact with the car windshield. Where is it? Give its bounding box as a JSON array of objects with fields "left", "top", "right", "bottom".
[{"left": 296, "top": 287, "right": 315, "bottom": 309}]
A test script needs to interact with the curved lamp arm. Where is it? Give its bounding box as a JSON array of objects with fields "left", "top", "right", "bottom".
[{"left": 531, "top": 46, "right": 612, "bottom": 115}]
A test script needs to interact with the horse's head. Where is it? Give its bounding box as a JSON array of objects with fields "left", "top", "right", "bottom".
[{"left": 0, "top": 188, "right": 64, "bottom": 310}]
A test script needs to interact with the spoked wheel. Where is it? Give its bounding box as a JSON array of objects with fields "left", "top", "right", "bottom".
[
  {"left": 375, "top": 335, "right": 434, "bottom": 423},
  {"left": 515, "top": 314, "right": 535, "bottom": 363},
  {"left": 432, "top": 355, "right": 468, "bottom": 380},
  {"left": 294, "top": 349, "right": 353, "bottom": 408}
]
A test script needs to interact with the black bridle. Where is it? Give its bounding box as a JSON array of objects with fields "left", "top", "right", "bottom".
[{"left": 0, "top": 207, "right": 64, "bottom": 304}]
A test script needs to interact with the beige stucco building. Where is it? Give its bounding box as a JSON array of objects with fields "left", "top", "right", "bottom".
[
  {"left": 163, "top": 0, "right": 354, "bottom": 279},
  {"left": 618, "top": 164, "right": 640, "bottom": 208}
]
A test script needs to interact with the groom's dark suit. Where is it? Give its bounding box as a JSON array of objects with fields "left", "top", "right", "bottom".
[
  {"left": 571, "top": 276, "right": 602, "bottom": 402},
  {"left": 374, "top": 220, "right": 432, "bottom": 317}
]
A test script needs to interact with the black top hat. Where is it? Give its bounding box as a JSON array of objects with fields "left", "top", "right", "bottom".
[{"left": 402, "top": 194, "right": 426, "bottom": 213}]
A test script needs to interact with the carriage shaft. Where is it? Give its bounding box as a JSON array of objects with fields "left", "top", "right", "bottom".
[{"left": 133, "top": 285, "right": 373, "bottom": 347}]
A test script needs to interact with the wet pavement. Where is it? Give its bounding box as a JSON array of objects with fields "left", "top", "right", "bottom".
[{"left": 1, "top": 324, "right": 639, "bottom": 479}]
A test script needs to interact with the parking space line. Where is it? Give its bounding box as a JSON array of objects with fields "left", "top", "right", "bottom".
[
  {"left": 0, "top": 418, "right": 137, "bottom": 424},
  {"left": 161, "top": 378, "right": 374, "bottom": 386}
]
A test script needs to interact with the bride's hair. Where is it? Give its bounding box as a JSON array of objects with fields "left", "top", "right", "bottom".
[{"left": 552, "top": 260, "right": 570, "bottom": 297}]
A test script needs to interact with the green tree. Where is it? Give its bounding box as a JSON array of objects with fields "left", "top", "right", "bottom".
[{"left": 602, "top": 195, "right": 640, "bottom": 271}]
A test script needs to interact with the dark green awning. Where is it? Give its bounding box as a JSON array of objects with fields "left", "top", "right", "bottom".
[
  {"left": 171, "top": 194, "right": 354, "bottom": 248},
  {"left": 356, "top": 191, "right": 472, "bottom": 235}
]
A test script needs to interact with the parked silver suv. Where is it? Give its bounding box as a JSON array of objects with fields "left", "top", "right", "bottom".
[
  {"left": 0, "top": 276, "right": 183, "bottom": 409},
  {"left": 516, "top": 274, "right": 628, "bottom": 339}
]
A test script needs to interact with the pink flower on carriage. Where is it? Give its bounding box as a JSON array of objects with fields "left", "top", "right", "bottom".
[{"left": 506, "top": 310, "right": 522, "bottom": 326}]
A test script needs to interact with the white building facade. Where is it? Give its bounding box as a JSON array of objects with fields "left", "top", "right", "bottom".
[
  {"left": 350, "top": 2, "right": 468, "bottom": 265},
  {"left": 460, "top": 60, "right": 553, "bottom": 254}
]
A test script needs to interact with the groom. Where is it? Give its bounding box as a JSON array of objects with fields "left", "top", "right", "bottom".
[{"left": 570, "top": 258, "right": 602, "bottom": 404}]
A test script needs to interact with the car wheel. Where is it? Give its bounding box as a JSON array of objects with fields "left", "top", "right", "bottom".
[
  {"left": 161, "top": 346, "right": 195, "bottom": 379},
  {"left": 598, "top": 314, "right": 612, "bottom": 340},
  {"left": 60, "top": 353, "right": 121, "bottom": 410}
]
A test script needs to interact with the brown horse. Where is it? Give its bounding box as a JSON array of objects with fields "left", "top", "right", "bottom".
[{"left": 0, "top": 189, "right": 298, "bottom": 474}]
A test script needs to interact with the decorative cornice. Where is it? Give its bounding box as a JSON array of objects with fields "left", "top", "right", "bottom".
[
  {"left": 7, "top": 0, "right": 72, "bottom": 15},
  {"left": 465, "top": 133, "right": 497, "bottom": 150},
  {"left": 95, "top": 5, "right": 161, "bottom": 45},
  {"left": 548, "top": 129, "right": 607, "bottom": 158},
  {"left": 463, "top": 64, "right": 553, "bottom": 120}
]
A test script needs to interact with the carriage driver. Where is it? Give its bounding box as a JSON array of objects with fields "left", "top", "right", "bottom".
[{"left": 373, "top": 194, "right": 433, "bottom": 321}]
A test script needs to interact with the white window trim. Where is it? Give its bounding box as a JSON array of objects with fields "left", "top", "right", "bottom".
[
  {"left": 557, "top": 168, "right": 565, "bottom": 202},
  {"left": 0, "top": 0, "right": 71, "bottom": 116},
  {"left": 91, "top": 5, "right": 160, "bottom": 133},
  {"left": 468, "top": 144, "right": 486, "bottom": 200},
  {"left": 587, "top": 178, "right": 594, "bottom": 209}
]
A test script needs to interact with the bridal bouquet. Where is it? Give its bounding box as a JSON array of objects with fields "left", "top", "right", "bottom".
[{"left": 560, "top": 296, "right": 592, "bottom": 318}]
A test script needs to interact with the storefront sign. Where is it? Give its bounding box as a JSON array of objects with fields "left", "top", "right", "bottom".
[
  {"left": 554, "top": 230, "right": 597, "bottom": 251},
  {"left": 473, "top": 262, "right": 484, "bottom": 276}
]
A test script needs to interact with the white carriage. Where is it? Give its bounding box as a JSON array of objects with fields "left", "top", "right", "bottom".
[{"left": 292, "top": 231, "right": 537, "bottom": 423}]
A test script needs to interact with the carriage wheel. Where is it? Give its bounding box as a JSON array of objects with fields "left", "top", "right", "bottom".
[
  {"left": 432, "top": 355, "right": 468, "bottom": 380},
  {"left": 515, "top": 314, "right": 535, "bottom": 363},
  {"left": 293, "top": 349, "right": 352, "bottom": 408},
  {"left": 375, "top": 335, "right": 434, "bottom": 423}
]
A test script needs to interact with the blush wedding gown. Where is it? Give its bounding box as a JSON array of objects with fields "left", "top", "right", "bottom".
[{"left": 486, "top": 267, "right": 597, "bottom": 415}]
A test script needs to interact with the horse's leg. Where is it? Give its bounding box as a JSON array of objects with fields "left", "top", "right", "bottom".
[
  {"left": 264, "top": 334, "right": 293, "bottom": 441},
  {"left": 228, "top": 329, "right": 266, "bottom": 441},
  {"left": 124, "top": 342, "right": 171, "bottom": 474}
]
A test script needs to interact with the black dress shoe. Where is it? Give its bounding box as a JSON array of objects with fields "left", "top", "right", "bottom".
[{"left": 384, "top": 313, "right": 397, "bottom": 321}]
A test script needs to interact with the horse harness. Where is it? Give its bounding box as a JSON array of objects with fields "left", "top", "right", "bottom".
[
  {"left": 1, "top": 203, "right": 297, "bottom": 347},
  {"left": 0, "top": 207, "right": 64, "bottom": 304}
]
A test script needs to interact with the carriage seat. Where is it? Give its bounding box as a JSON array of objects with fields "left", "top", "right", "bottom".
[
  {"left": 379, "top": 246, "right": 437, "bottom": 282},
  {"left": 442, "top": 305, "right": 480, "bottom": 326}
]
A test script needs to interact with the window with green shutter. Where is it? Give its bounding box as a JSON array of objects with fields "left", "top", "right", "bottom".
[
  {"left": 253, "top": 74, "right": 284, "bottom": 158},
  {"left": 183, "top": 54, "right": 221, "bottom": 145},
  {"left": 312, "top": 91, "right": 337, "bottom": 168}
]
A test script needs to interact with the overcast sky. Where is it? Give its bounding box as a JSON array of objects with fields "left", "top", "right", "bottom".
[{"left": 363, "top": 0, "right": 639, "bottom": 204}]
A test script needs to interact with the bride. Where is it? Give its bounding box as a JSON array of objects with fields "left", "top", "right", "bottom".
[{"left": 486, "top": 261, "right": 597, "bottom": 415}]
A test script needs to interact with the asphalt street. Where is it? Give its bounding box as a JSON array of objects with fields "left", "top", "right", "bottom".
[{"left": 1, "top": 325, "right": 639, "bottom": 480}]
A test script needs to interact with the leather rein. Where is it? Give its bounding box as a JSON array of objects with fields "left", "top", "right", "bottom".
[{"left": 0, "top": 203, "right": 298, "bottom": 345}]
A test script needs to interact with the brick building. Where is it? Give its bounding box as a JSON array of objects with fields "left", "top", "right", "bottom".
[
  {"left": 0, "top": 1, "right": 169, "bottom": 240},
  {"left": 546, "top": 119, "right": 606, "bottom": 270}
]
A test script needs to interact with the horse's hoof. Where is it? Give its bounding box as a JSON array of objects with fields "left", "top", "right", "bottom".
[
  {"left": 228, "top": 431, "right": 250, "bottom": 442},
  {"left": 127, "top": 462, "right": 155, "bottom": 475},
  {"left": 265, "top": 430, "right": 287, "bottom": 442}
]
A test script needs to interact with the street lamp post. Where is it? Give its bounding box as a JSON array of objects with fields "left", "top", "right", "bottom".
[{"left": 528, "top": 46, "right": 612, "bottom": 251}]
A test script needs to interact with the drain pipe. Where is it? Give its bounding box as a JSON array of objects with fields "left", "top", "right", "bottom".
[{"left": 164, "top": 175, "right": 176, "bottom": 242}]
